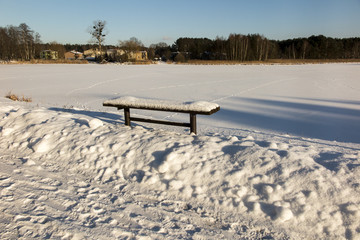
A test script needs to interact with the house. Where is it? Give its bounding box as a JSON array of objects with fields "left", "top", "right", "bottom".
[
  {"left": 83, "top": 48, "right": 148, "bottom": 61},
  {"left": 84, "top": 49, "right": 99, "bottom": 58},
  {"left": 65, "top": 51, "right": 84, "bottom": 60},
  {"left": 128, "top": 51, "right": 148, "bottom": 61},
  {"left": 105, "top": 49, "right": 126, "bottom": 62},
  {"left": 40, "top": 50, "right": 58, "bottom": 60},
  {"left": 106, "top": 49, "right": 125, "bottom": 58}
]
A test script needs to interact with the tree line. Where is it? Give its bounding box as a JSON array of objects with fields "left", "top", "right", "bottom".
[
  {"left": 1, "top": 23, "right": 359, "bottom": 62},
  {"left": 0, "top": 23, "right": 42, "bottom": 60},
  {"left": 173, "top": 34, "right": 360, "bottom": 61},
  {"left": 0, "top": 23, "right": 106, "bottom": 60}
]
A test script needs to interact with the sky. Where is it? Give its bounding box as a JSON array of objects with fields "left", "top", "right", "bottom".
[{"left": 0, "top": 0, "right": 359, "bottom": 47}]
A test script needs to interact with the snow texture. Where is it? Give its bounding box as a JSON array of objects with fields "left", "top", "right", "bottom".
[
  {"left": 0, "top": 63, "right": 360, "bottom": 239},
  {"left": 103, "top": 96, "right": 220, "bottom": 113}
]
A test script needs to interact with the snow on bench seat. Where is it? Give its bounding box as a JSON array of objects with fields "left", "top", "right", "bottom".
[
  {"left": 103, "top": 96, "right": 220, "bottom": 134},
  {"left": 103, "top": 96, "right": 220, "bottom": 115}
]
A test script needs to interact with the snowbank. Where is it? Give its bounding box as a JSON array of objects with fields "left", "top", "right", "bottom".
[{"left": 1, "top": 102, "right": 359, "bottom": 239}]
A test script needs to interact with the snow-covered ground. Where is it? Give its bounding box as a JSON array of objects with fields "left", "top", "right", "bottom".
[{"left": 1, "top": 63, "right": 360, "bottom": 239}]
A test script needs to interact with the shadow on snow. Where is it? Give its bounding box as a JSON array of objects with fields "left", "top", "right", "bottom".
[
  {"left": 216, "top": 97, "right": 360, "bottom": 144},
  {"left": 48, "top": 107, "right": 123, "bottom": 125}
]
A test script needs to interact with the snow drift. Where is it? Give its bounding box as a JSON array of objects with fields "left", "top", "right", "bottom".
[{"left": 1, "top": 101, "right": 359, "bottom": 239}]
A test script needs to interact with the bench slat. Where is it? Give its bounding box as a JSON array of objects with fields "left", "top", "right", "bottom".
[{"left": 130, "top": 117, "right": 191, "bottom": 127}]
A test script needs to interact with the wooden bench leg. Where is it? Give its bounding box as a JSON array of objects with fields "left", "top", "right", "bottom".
[
  {"left": 190, "top": 113, "right": 197, "bottom": 134},
  {"left": 124, "top": 107, "right": 131, "bottom": 126}
]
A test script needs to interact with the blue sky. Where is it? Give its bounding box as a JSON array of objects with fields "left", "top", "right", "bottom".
[{"left": 1, "top": 0, "right": 359, "bottom": 46}]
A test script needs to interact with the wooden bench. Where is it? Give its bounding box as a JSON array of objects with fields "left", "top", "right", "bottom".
[{"left": 103, "top": 96, "right": 220, "bottom": 134}]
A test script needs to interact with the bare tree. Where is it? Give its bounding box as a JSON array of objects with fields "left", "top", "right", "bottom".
[
  {"left": 33, "top": 32, "right": 42, "bottom": 59},
  {"left": 119, "top": 37, "right": 144, "bottom": 52},
  {"left": 227, "top": 34, "right": 248, "bottom": 61},
  {"left": 89, "top": 20, "right": 107, "bottom": 61},
  {"left": 301, "top": 40, "right": 308, "bottom": 59},
  {"left": 19, "top": 23, "right": 33, "bottom": 60}
]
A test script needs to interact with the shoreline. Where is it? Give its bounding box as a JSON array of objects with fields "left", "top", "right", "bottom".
[{"left": 1, "top": 59, "right": 360, "bottom": 65}]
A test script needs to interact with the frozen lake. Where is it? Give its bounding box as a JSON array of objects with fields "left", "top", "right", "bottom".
[{"left": 1, "top": 63, "right": 360, "bottom": 143}]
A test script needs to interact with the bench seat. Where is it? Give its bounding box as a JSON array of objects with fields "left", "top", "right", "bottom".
[
  {"left": 103, "top": 96, "right": 220, "bottom": 114},
  {"left": 103, "top": 96, "right": 220, "bottom": 134}
]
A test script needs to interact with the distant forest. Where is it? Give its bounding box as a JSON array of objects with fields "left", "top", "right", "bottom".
[{"left": 1, "top": 23, "right": 359, "bottom": 62}]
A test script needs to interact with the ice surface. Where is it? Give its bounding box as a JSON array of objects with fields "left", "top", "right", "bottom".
[{"left": 1, "top": 63, "right": 359, "bottom": 143}]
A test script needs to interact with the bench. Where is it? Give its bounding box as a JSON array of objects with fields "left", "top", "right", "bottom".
[{"left": 103, "top": 96, "right": 220, "bottom": 134}]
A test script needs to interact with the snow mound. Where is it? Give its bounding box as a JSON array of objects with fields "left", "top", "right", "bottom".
[
  {"left": 1, "top": 104, "right": 360, "bottom": 239},
  {"left": 88, "top": 118, "right": 103, "bottom": 129}
]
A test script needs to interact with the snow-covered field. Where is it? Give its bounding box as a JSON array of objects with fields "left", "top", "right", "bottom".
[{"left": 1, "top": 63, "right": 360, "bottom": 239}]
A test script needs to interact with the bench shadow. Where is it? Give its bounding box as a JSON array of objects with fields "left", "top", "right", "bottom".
[
  {"left": 48, "top": 107, "right": 123, "bottom": 125},
  {"left": 49, "top": 107, "right": 185, "bottom": 133}
]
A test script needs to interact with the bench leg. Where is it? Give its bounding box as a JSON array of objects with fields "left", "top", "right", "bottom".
[
  {"left": 124, "top": 107, "right": 131, "bottom": 126},
  {"left": 190, "top": 113, "right": 197, "bottom": 134}
]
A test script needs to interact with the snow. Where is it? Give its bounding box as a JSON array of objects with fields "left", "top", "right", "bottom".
[
  {"left": 103, "top": 96, "right": 220, "bottom": 113},
  {"left": 1, "top": 63, "right": 360, "bottom": 239}
]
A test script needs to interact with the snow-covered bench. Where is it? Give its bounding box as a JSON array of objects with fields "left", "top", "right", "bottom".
[{"left": 103, "top": 96, "right": 220, "bottom": 134}]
